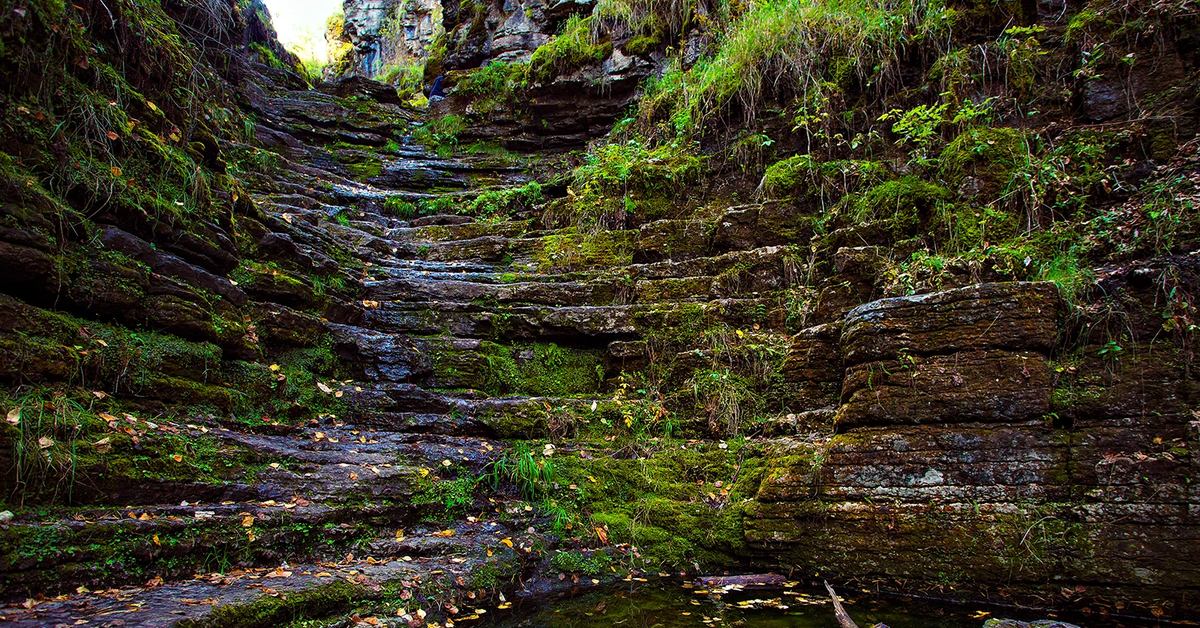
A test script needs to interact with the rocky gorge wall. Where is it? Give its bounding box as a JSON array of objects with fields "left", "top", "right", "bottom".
[{"left": 0, "top": 0, "right": 1198, "bottom": 625}]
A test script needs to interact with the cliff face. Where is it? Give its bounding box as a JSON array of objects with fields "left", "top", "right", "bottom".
[
  {"left": 1, "top": 0, "right": 1199, "bottom": 624},
  {"left": 336, "top": 0, "right": 442, "bottom": 77}
]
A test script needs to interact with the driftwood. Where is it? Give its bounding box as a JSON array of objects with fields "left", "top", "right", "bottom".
[
  {"left": 694, "top": 573, "right": 788, "bottom": 590},
  {"left": 824, "top": 581, "right": 859, "bottom": 628}
]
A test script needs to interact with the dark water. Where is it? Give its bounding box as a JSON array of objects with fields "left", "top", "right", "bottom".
[{"left": 488, "top": 581, "right": 1012, "bottom": 627}]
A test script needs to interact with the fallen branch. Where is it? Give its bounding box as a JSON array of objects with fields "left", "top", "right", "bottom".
[{"left": 824, "top": 580, "right": 859, "bottom": 628}]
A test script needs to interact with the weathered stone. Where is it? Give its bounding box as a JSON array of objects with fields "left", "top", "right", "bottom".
[{"left": 841, "top": 282, "right": 1062, "bottom": 365}]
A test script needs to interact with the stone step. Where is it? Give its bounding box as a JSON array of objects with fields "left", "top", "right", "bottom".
[
  {"left": 1, "top": 516, "right": 538, "bottom": 627},
  {"left": 343, "top": 383, "right": 611, "bottom": 439},
  {"left": 364, "top": 275, "right": 623, "bottom": 307},
  {"left": 363, "top": 297, "right": 787, "bottom": 339}
]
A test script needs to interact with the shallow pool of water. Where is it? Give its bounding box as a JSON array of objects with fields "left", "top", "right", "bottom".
[{"left": 488, "top": 582, "right": 1010, "bottom": 627}]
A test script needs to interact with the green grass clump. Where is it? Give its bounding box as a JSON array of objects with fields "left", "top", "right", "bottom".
[
  {"left": 384, "top": 196, "right": 419, "bottom": 219},
  {"left": 563, "top": 138, "right": 702, "bottom": 229},
  {"left": 528, "top": 15, "right": 613, "bottom": 83},
  {"left": 485, "top": 443, "right": 556, "bottom": 499},
  {"left": 468, "top": 181, "right": 544, "bottom": 219},
  {"left": 455, "top": 61, "right": 528, "bottom": 111},
  {"left": 412, "top": 114, "right": 467, "bottom": 157}
]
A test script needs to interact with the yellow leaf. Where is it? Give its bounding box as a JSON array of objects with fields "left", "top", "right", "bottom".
[
  {"left": 146, "top": 101, "right": 160, "bottom": 112},
  {"left": 395, "top": 529, "right": 406, "bottom": 542},
  {"left": 242, "top": 515, "right": 255, "bottom": 527},
  {"left": 110, "top": 166, "right": 122, "bottom": 177},
  {"left": 172, "top": 454, "right": 184, "bottom": 462},
  {"left": 268, "top": 364, "right": 281, "bottom": 372},
  {"left": 499, "top": 538, "right": 513, "bottom": 548},
  {"left": 152, "top": 534, "right": 161, "bottom": 546},
  {"left": 5, "top": 407, "right": 19, "bottom": 426},
  {"left": 433, "top": 529, "right": 455, "bottom": 537}
]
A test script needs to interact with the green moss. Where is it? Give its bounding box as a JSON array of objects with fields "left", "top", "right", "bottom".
[
  {"left": 180, "top": 580, "right": 364, "bottom": 628},
  {"left": 411, "top": 473, "right": 479, "bottom": 518},
  {"left": 844, "top": 176, "right": 952, "bottom": 228},
  {"left": 534, "top": 229, "right": 636, "bottom": 272},
  {"left": 551, "top": 549, "right": 612, "bottom": 575},
  {"left": 546, "top": 442, "right": 764, "bottom": 571},
  {"left": 432, "top": 341, "right": 605, "bottom": 396},
  {"left": 938, "top": 127, "right": 1030, "bottom": 195},
  {"left": 624, "top": 34, "right": 661, "bottom": 56},
  {"left": 762, "top": 155, "right": 886, "bottom": 199}
]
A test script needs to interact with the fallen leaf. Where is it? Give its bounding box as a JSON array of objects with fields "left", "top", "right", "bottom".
[
  {"left": 5, "top": 407, "right": 19, "bottom": 426},
  {"left": 242, "top": 515, "right": 255, "bottom": 527},
  {"left": 110, "top": 166, "right": 122, "bottom": 177},
  {"left": 499, "top": 538, "right": 513, "bottom": 548},
  {"left": 433, "top": 529, "right": 455, "bottom": 537},
  {"left": 106, "top": 131, "right": 119, "bottom": 141},
  {"left": 152, "top": 534, "right": 161, "bottom": 546},
  {"left": 172, "top": 454, "right": 184, "bottom": 462},
  {"left": 38, "top": 436, "right": 54, "bottom": 449}
]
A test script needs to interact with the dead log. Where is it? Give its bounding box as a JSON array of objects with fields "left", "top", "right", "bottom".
[{"left": 694, "top": 573, "right": 787, "bottom": 590}]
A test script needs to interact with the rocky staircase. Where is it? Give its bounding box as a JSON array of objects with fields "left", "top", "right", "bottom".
[{"left": 0, "top": 78, "right": 809, "bottom": 625}]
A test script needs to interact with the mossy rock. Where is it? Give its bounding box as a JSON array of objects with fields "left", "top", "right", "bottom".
[{"left": 938, "top": 127, "right": 1030, "bottom": 198}]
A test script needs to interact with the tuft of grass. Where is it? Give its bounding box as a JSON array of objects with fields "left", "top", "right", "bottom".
[
  {"left": 528, "top": 15, "right": 613, "bottom": 83},
  {"left": 484, "top": 443, "right": 556, "bottom": 499},
  {"left": 640, "top": 0, "right": 954, "bottom": 130}
]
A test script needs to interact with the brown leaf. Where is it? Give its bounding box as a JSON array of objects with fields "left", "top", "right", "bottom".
[{"left": 105, "top": 131, "right": 119, "bottom": 141}]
